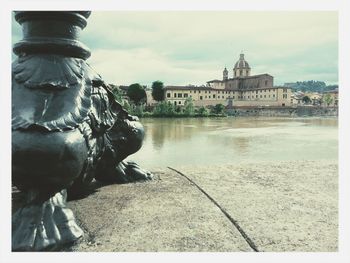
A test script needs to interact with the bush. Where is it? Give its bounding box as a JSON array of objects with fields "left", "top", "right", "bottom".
[
  {"left": 152, "top": 101, "right": 177, "bottom": 116},
  {"left": 197, "top": 106, "right": 209, "bottom": 116},
  {"left": 211, "top": 104, "right": 225, "bottom": 115},
  {"left": 184, "top": 97, "right": 195, "bottom": 116}
]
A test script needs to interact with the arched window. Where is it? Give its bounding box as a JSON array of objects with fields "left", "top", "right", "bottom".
[{"left": 240, "top": 70, "right": 243, "bottom": 76}]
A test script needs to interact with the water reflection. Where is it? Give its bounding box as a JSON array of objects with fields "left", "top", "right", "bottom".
[{"left": 129, "top": 117, "right": 338, "bottom": 168}]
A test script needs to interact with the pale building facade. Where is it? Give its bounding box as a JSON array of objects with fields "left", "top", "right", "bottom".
[{"left": 164, "top": 53, "right": 292, "bottom": 107}]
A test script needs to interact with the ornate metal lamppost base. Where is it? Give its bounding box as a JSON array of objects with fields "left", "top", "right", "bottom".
[
  {"left": 12, "top": 190, "right": 83, "bottom": 251},
  {"left": 12, "top": 11, "right": 152, "bottom": 251}
]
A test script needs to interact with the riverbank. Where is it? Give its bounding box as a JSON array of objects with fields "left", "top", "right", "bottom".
[
  {"left": 60, "top": 160, "right": 337, "bottom": 252},
  {"left": 225, "top": 106, "right": 337, "bottom": 117}
]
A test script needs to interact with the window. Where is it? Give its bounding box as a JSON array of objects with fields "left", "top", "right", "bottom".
[
  {"left": 190, "top": 91, "right": 192, "bottom": 93},
  {"left": 194, "top": 90, "right": 196, "bottom": 93},
  {"left": 273, "top": 94, "right": 275, "bottom": 98},
  {"left": 256, "top": 95, "right": 258, "bottom": 98},
  {"left": 199, "top": 91, "right": 201, "bottom": 93},
  {"left": 205, "top": 96, "right": 207, "bottom": 99},
  {"left": 213, "top": 94, "right": 216, "bottom": 98},
  {"left": 167, "top": 93, "right": 170, "bottom": 98},
  {"left": 265, "top": 80, "right": 268, "bottom": 86},
  {"left": 260, "top": 95, "right": 262, "bottom": 98},
  {"left": 205, "top": 91, "right": 207, "bottom": 94},
  {"left": 233, "top": 96, "right": 235, "bottom": 99},
  {"left": 256, "top": 91, "right": 258, "bottom": 94},
  {"left": 209, "top": 96, "right": 211, "bottom": 99},
  {"left": 200, "top": 96, "right": 203, "bottom": 100},
  {"left": 264, "top": 95, "right": 266, "bottom": 98},
  {"left": 178, "top": 101, "right": 181, "bottom": 105},
  {"left": 184, "top": 94, "right": 188, "bottom": 98},
  {"left": 174, "top": 93, "right": 177, "bottom": 98},
  {"left": 240, "top": 70, "right": 243, "bottom": 76},
  {"left": 174, "top": 101, "right": 177, "bottom": 106},
  {"left": 283, "top": 88, "right": 287, "bottom": 92},
  {"left": 209, "top": 91, "right": 211, "bottom": 94},
  {"left": 283, "top": 94, "right": 288, "bottom": 99},
  {"left": 178, "top": 93, "right": 182, "bottom": 98},
  {"left": 246, "top": 70, "right": 249, "bottom": 75}
]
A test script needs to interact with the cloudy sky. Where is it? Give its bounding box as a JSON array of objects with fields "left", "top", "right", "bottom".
[{"left": 12, "top": 11, "right": 338, "bottom": 87}]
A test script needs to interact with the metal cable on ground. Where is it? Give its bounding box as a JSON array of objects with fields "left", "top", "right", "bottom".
[{"left": 168, "top": 166, "right": 259, "bottom": 252}]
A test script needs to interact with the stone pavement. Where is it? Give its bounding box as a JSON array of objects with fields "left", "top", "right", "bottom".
[
  {"left": 11, "top": 160, "right": 338, "bottom": 252},
  {"left": 65, "top": 160, "right": 337, "bottom": 252}
]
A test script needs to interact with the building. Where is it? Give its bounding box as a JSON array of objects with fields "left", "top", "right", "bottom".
[
  {"left": 164, "top": 53, "right": 292, "bottom": 107},
  {"left": 304, "top": 92, "right": 322, "bottom": 105}
]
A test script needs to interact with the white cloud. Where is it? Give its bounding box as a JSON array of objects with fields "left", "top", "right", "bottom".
[{"left": 12, "top": 11, "right": 338, "bottom": 85}]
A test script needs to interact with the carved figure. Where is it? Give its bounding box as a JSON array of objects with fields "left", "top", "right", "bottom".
[{"left": 12, "top": 11, "right": 152, "bottom": 251}]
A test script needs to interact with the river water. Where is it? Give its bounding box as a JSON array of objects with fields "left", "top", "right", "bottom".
[{"left": 127, "top": 117, "right": 338, "bottom": 168}]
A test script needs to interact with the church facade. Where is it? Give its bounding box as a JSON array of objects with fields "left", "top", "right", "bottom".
[{"left": 164, "top": 53, "right": 292, "bottom": 107}]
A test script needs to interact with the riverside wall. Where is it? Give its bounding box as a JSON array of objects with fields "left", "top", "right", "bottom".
[{"left": 226, "top": 106, "right": 338, "bottom": 117}]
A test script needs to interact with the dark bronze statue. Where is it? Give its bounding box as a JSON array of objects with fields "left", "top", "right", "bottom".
[{"left": 12, "top": 11, "right": 152, "bottom": 251}]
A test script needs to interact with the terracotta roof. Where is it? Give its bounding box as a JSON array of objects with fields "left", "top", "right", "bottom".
[
  {"left": 164, "top": 85, "right": 287, "bottom": 92},
  {"left": 165, "top": 86, "right": 215, "bottom": 91},
  {"left": 207, "top": 79, "right": 222, "bottom": 83}
]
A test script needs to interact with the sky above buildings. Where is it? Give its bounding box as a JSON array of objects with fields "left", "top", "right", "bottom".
[{"left": 12, "top": 11, "right": 338, "bottom": 87}]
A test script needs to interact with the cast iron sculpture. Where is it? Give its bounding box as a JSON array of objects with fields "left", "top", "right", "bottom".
[{"left": 12, "top": 11, "right": 152, "bottom": 251}]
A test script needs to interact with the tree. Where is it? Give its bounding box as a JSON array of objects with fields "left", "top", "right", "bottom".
[
  {"left": 127, "top": 83, "right": 146, "bottom": 105},
  {"left": 323, "top": 94, "right": 334, "bottom": 107},
  {"left": 302, "top": 96, "right": 311, "bottom": 104},
  {"left": 197, "top": 106, "right": 209, "bottom": 116},
  {"left": 184, "top": 97, "right": 195, "bottom": 116},
  {"left": 109, "top": 84, "right": 123, "bottom": 103},
  {"left": 151, "top": 81, "right": 165, "bottom": 101},
  {"left": 212, "top": 104, "right": 225, "bottom": 115}
]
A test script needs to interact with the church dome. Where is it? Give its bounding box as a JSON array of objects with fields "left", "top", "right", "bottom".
[{"left": 234, "top": 53, "right": 250, "bottom": 69}]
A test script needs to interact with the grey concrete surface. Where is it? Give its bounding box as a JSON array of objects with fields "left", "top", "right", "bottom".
[
  {"left": 177, "top": 160, "right": 338, "bottom": 252},
  {"left": 12, "top": 160, "right": 337, "bottom": 252},
  {"left": 67, "top": 169, "right": 253, "bottom": 252}
]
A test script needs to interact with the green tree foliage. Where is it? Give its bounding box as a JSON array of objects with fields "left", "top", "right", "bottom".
[
  {"left": 284, "top": 81, "right": 337, "bottom": 93},
  {"left": 197, "top": 106, "right": 209, "bottom": 116},
  {"left": 109, "top": 84, "right": 123, "bottom": 103},
  {"left": 127, "top": 83, "right": 146, "bottom": 105},
  {"left": 122, "top": 100, "right": 131, "bottom": 112},
  {"left": 323, "top": 94, "right": 334, "bottom": 106},
  {"left": 184, "top": 98, "right": 195, "bottom": 116},
  {"left": 302, "top": 95, "right": 312, "bottom": 104},
  {"left": 152, "top": 101, "right": 176, "bottom": 116},
  {"left": 211, "top": 104, "right": 225, "bottom": 115},
  {"left": 151, "top": 81, "right": 165, "bottom": 101}
]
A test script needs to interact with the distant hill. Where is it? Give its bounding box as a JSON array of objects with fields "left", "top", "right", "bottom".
[{"left": 283, "top": 81, "right": 338, "bottom": 93}]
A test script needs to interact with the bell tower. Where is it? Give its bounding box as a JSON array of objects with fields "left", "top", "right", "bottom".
[{"left": 223, "top": 67, "right": 228, "bottom": 80}]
